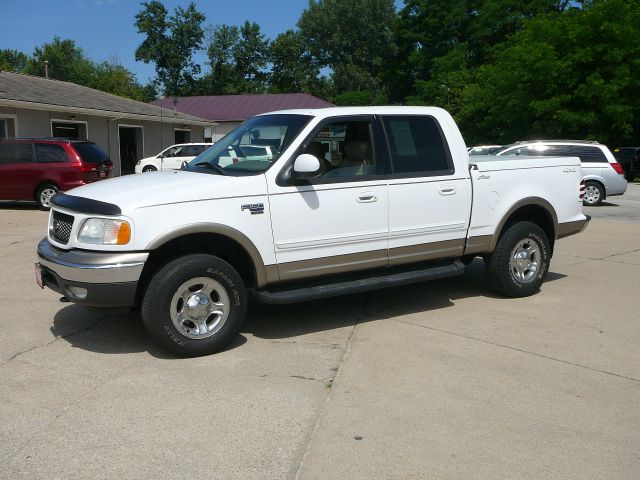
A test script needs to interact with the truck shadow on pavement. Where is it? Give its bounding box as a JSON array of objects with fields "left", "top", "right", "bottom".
[{"left": 50, "top": 260, "right": 566, "bottom": 357}]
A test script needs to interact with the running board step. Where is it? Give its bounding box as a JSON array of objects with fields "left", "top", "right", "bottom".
[{"left": 251, "top": 260, "right": 465, "bottom": 304}]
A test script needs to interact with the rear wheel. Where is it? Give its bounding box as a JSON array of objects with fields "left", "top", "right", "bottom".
[
  {"left": 141, "top": 254, "right": 247, "bottom": 357},
  {"left": 583, "top": 181, "right": 604, "bottom": 206},
  {"left": 142, "top": 165, "right": 158, "bottom": 173},
  {"left": 36, "top": 184, "right": 59, "bottom": 210},
  {"left": 485, "top": 221, "right": 551, "bottom": 297}
]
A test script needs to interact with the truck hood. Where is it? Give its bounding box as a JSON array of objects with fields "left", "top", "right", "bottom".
[{"left": 66, "top": 171, "right": 268, "bottom": 211}]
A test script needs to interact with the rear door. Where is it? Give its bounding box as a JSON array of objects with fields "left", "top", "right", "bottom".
[
  {"left": 34, "top": 142, "right": 73, "bottom": 187},
  {"left": 381, "top": 115, "right": 472, "bottom": 265},
  {"left": 0, "top": 142, "right": 35, "bottom": 200}
]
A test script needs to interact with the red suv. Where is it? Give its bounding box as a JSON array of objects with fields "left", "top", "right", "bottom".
[{"left": 0, "top": 138, "right": 114, "bottom": 209}]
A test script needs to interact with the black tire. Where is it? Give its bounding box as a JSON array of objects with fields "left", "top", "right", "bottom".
[
  {"left": 583, "top": 181, "right": 604, "bottom": 206},
  {"left": 141, "top": 254, "right": 247, "bottom": 357},
  {"left": 142, "top": 165, "right": 158, "bottom": 172},
  {"left": 35, "top": 183, "right": 59, "bottom": 210},
  {"left": 485, "top": 221, "right": 551, "bottom": 298}
]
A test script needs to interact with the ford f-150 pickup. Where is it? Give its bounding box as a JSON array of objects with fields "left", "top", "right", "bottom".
[{"left": 36, "top": 107, "right": 590, "bottom": 356}]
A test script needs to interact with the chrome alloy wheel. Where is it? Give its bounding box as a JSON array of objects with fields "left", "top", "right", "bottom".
[
  {"left": 584, "top": 185, "right": 601, "bottom": 205},
  {"left": 39, "top": 188, "right": 57, "bottom": 207},
  {"left": 509, "top": 237, "right": 541, "bottom": 283},
  {"left": 170, "top": 277, "right": 230, "bottom": 340}
]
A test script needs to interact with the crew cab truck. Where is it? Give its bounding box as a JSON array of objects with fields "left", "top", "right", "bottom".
[{"left": 36, "top": 107, "right": 589, "bottom": 357}]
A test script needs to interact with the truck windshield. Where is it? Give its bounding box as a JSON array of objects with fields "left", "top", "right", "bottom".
[{"left": 185, "top": 114, "right": 312, "bottom": 175}]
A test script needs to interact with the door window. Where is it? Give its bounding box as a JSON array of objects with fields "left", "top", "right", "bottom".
[
  {"left": 35, "top": 144, "right": 69, "bottom": 163},
  {"left": 181, "top": 145, "right": 208, "bottom": 157},
  {"left": 299, "top": 119, "right": 387, "bottom": 181},
  {"left": 0, "top": 143, "right": 33, "bottom": 164},
  {"left": 381, "top": 116, "right": 453, "bottom": 176}
]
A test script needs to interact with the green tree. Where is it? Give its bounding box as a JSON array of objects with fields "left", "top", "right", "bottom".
[
  {"left": 201, "top": 22, "right": 273, "bottom": 95},
  {"left": 134, "top": 1, "right": 205, "bottom": 97},
  {"left": 458, "top": 0, "right": 640, "bottom": 145},
  {"left": 203, "top": 24, "right": 242, "bottom": 94},
  {"left": 89, "top": 60, "right": 157, "bottom": 102},
  {"left": 24, "top": 37, "right": 94, "bottom": 83},
  {"left": 394, "top": 0, "right": 574, "bottom": 108},
  {"left": 0, "top": 49, "right": 31, "bottom": 73},
  {"left": 269, "top": 29, "right": 328, "bottom": 96},
  {"left": 233, "top": 21, "right": 270, "bottom": 93},
  {"left": 298, "top": 0, "right": 396, "bottom": 101}
]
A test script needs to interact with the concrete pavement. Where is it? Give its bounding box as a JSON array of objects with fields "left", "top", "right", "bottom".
[{"left": 0, "top": 192, "right": 639, "bottom": 479}]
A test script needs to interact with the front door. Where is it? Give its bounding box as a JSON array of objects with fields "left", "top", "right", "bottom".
[
  {"left": 381, "top": 115, "right": 471, "bottom": 265},
  {"left": 269, "top": 117, "right": 391, "bottom": 282}
]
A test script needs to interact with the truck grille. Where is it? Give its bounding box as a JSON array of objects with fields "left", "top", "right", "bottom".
[{"left": 51, "top": 211, "right": 74, "bottom": 244}]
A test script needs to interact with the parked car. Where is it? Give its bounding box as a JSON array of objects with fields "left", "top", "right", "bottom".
[
  {"left": 0, "top": 137, "right": 113, "bottom": 209},
  {"left": 134, "top": 143, "right": 213, "bottom": 173},
  {"left": 494, "top": 140, "right": 627, "bottom": 206},
  {"left": 37, "top": 107, "right": 589, "bottom": 356},
  {"left": 468, "top": 145, "right": 501, "bottom": 155},
  {"left": 612, "top": 147, "right": 640, "bottom": 181},
  {"left": 206, "top": 144, "right": 275, "bottom": 167}
]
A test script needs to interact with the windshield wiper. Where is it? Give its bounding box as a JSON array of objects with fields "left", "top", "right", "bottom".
[{"left": 193, "top": 162, "right": 228, "bottom": 176}]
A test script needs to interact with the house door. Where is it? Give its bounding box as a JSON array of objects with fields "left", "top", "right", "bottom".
[{"left": 119, "top": 126, "right": 143, "bottom": 175}]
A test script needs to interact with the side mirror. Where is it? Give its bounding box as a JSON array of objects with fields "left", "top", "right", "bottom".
[{"left": 292, "top": 154, "right": 321, "bottom": 179}]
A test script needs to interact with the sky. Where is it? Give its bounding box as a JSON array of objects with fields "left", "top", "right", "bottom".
[{"left": 1, "top": 0, "right": 405, "bottom": 84}]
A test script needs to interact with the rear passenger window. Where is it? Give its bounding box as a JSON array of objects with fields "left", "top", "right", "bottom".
[
  {"left": 566, "top": 146, "right": 607, "bottom": 163},
  {"left": 382, "top": 116, "right": 453, "bottom": 175},
  {"left": 0, "top": 143, "right": 33, "bottom": 164},
  {"left": 35, "top": 144, "right": 68, "bottom": 163}
]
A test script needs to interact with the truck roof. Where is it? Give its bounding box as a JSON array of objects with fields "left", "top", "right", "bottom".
[{"left": 258, "top": 105, "right": 449, "bottom": 119}]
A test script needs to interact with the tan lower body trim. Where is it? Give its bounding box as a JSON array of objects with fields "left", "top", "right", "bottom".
[
  {"left": 276, "top": 240, "right": 466, "bottom": 283},
  {"left": 463, "top": 235, "right": 493, "bottom": 255},
  {"left": 388, "top": 239, "right": 464, "bottom": 266},
  {"left": 557, "top": 219, "right": 589, "bottom": 239},
  {"left": 277, "top": 249, "right": 388, "bottom": 282}
]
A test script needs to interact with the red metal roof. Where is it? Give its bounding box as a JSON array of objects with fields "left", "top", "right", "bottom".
[{"left": 150, "top": 93, "right": 334, "bottom": 122}]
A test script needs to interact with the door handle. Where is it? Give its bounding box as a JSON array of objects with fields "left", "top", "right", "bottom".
[
  {"left": 357, "top": 192, "right": 377, "bottom": 203},
  {"left": 439, "top": 185, "right": 457, "bottom": 196}
]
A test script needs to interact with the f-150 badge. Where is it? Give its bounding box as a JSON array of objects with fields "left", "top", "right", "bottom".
[{"left": 241, "top": 203, "right": 264, "bottom": 215}]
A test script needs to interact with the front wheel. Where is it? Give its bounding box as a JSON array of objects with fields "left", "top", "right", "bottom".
[
  {"left": 142, "top": 165, "right": 158, "bottom": 173},
  {"left": 485, "top": 221, "right": 551, "bottom": 297},
  {"left": 36, "top": 183, "right": 59, "bottom": 210},
  {"left": 141, "top": 254, "right": 247, "bottom": 357}
]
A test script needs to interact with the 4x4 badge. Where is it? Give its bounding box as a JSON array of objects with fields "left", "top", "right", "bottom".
[{"left": 241, "top": 203, "right": 264, "bottom": 215}]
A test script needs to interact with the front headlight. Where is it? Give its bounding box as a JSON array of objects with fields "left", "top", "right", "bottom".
[
  {"left": 136, "top": 160, "right": 141, "bottom": 165},
  {"left": 78, "top": 218, "right": 131, "bottom": 245}
]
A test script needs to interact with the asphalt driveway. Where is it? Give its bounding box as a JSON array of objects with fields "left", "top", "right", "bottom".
[{"left": 1, "top": 186, "right": 639, "bottom": 479}]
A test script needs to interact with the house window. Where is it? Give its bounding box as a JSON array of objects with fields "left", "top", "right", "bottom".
[
  {"left": 175, "top": 129, "right": 191, "bottom": 144},
  {"left": 51, "top": 121, "right": 87, "bottom": 140},
  {"left": 0, "top": 117, "right": 17, "bottom": 139}
]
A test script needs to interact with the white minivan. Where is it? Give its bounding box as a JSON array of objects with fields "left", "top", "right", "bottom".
[
  {"left": 135, "top": 143, "right": 213, "bottom": 173},
  {"left": 494, "top": 140, "right": 627, "bottom": 206}
]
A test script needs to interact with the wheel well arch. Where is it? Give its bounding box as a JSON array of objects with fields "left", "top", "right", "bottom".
[
  {"left": 137, "top": 225, "right": 275, "bottom": 304},
  {"left": 491, "top": 198, "right": 557, "bottom": 254}
]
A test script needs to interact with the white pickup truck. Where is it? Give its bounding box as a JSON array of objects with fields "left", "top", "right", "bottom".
[{"left": 36, "top": 107, "right": 589, "bottom": 356}]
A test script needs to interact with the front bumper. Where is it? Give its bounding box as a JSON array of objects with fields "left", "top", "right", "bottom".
[{"left": 37, "top": 238, "right": 148, "bottom": 309}]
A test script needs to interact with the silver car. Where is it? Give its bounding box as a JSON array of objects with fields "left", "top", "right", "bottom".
[{"left": 494, "top": 140, "right": 627, "bottom": 206}]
